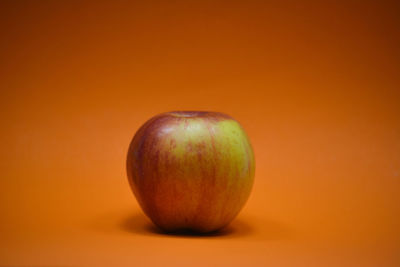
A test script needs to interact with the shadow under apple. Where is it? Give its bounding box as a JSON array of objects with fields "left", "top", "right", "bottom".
[
  {"left": 90, "top": 209, "right": 292, "bottom": 240},
  {"left": 119, "top": 212, "right": 254, "bottom": 238}
]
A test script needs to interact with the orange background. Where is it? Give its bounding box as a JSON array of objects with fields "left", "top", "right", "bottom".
[{"left": 1, "top": 0, "right": 399, "bottom": 266}]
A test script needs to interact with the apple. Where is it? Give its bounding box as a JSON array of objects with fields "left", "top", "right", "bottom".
[{"left": 126, "top": 111, "right": 255, "bottom": 233}]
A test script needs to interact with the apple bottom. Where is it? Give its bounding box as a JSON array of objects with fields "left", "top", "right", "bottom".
[{"left": 132, "top": 169, "right": 253, "bottom": 233}]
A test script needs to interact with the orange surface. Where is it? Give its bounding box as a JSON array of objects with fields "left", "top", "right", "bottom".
[{"left": 0, "top": 1, "right": 399, "bottom": 266}]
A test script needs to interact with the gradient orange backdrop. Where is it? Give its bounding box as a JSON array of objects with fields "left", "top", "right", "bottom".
[{"left": 1, "top": 1, "right": 399, "bottom": 266}]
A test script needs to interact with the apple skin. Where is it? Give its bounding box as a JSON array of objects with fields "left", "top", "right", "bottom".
[{"left": 126, "top": 111, "right": 255, "bottom": 233}]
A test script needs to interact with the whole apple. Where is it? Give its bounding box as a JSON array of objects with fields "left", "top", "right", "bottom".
[{"left": 126, "top": 111, "right": 255, "bottom": 233}]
